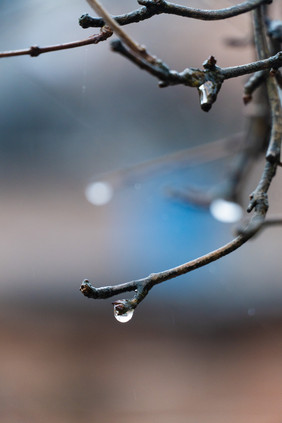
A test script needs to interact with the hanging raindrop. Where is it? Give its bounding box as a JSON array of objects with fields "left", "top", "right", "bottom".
[{"left": 114, "top": 306, "right": 134, "bottom": 323}]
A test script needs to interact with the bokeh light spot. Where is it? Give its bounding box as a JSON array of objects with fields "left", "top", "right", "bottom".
[{"left": 85, "top": 181, "right": 113, "bottom": 206}]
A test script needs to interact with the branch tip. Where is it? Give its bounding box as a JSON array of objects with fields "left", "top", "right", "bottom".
[{"left": 203, "top": 55, "right": 217, "bottom": 70}]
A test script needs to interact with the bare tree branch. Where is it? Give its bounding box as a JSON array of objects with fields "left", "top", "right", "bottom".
[
  {"left": 252, "top": 7, "right": 282, "bottom": 163},
  {"left": 111, "top": 40, "right": 282, "bottom": 111},
  {"left": 0, "top": 27, "right": 113, "bottom": 59},
  {"left": 86, "top": 0, "right": 144, "bottom": 58},
  {"left": 1, "top": 1, "right": 280, "bottom": 116},
  {"left": 80, "top": 0, "right": 271, "bottom": 29},
  {"left": 86, "top": 0, "right": 159, "bottom": 65},
  {"left": 80, "top": 214, "right": 282, "bottom": 316},
  {"left": 79, "top": 2, "right": 282, "bottom": 319},
  {"left": 221, "top": 51, "right": 282, "bottom": 78},
  {"left": 245, "top": 7, "right": 281, "bottom": 219}
]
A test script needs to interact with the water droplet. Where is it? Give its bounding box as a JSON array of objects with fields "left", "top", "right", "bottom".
[
  {"left": 210, "top": 199, "right": 243, "bottom": 223},
  {"left": 85, "top": 181, "right": 113, "bottom": 206},
  {"left": 114, "top": 306, "right": 134, "bottom": 323}
]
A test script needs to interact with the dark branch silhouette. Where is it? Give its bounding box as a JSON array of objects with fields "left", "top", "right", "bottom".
[{"left": 79, "top": 0, "right": 271, "bottom": 29}]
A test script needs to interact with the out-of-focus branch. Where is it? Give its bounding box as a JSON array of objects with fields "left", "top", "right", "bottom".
[
  {"left": 0, "top": 27, "right": 113, "bottom": 59},
  {"left": 265, "top": 71, "right": 282, "bottom": 162},
  {"left": 221, "top": 51, "right": 282, "bottom": 78},
  {"left": 247, "top": 161, "right": 276, "bottom": 218},
  {"left": 244, "top": 7, "right": 281, "bottom": 226},
  {"left": 243, "top": 69, "right": 282, "bottom": 103},
  {"left": 266, "top": 18, "right": 282, "bottom": 42},
  {"left": 253, "top": 7, "right": 282, "bottom": 163},
  {"left": 86, "top": 0, "right": 144, "bottom": 58},
  {"left": 163, "top": 94, "right": 269, "bottom": 209},
  {"left": 86, "top": 0, "right": 159, "bottom": 65},
  {"left": 265, "top": 17, "right": 282, "bottom": 54},
  {"left": 243, "top": 70, "right": 268, "bottom": 103},
  {"left": 87, "top": 133, "right": 244, "bottom": 192},
  {"left": 80, "top": 0, "right": 271, "bottom": 29}
]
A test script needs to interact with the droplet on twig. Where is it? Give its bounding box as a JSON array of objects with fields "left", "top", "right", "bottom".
[{"left": 114, "top": 306, "right": 134, "bottom": 323}]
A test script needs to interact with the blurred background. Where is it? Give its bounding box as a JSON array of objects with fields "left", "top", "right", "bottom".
[{"left": 0, "top": 0, "right": 282, "bottom": 422}]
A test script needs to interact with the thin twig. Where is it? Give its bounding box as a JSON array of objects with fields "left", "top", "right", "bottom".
[
  {"left": 112, "top": 41, "right": 282, "bottom": 84},
  {"left": 262, "top": 217, "right": 282, "bottom": 227},
  {"left": 86, "top": 0, "right": 158, "bottom": 64},
  {"left": 80, "top": 213, "right": 282, "bottom": 314},
  {"left": 253, "top": 7, "right": 282, "bottom": 163},
  {"left": 80, "top": 0, "right": 271, "bottom": 29},
  {"left": 81, "top": 234, "right": 250, "bottom": 306},
  {"left": 81, "top": 233, "right": 249, "bottom": 301},
  {"left": 243, "top": 70, "right": 268, "bottom": 103},
  {"left": 86, "top": 0, "right": 142, "bottom": 56},
  {"left": 111, "top": 40, "right": 171, "bottom": 81},
  {"left": 245, "top": 7, "right": 280, "bottom": 219},
  {"left": 247, "top": 161, "right": 276, "bottom": 216},
  {"left": 221, "top": 51, "right": 282, "bottom": 79},
  {"left": 0, "top": 28, "right": 113, "bottom": 59}
]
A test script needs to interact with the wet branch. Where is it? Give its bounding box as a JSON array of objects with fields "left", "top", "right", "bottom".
[
  {"left": 0, "top": 0, "right": 280, "bottom": 115},
  {"left": 111, "top": 41, "right": 282, "bottom": 111},
  {"left": 80, "top": 215, "right": 282, "bottom": 316},
  {"left": 78, "top": 1, "right": 282, "bottom": 318},
  {"left": 81, "top": 108, "right": 281, "bottom": 315},
  {"left": 79, "top": 0, "right": 271, "bottom": 29},
  {"left": 221, "top": 51, "right": 282, "bottom": 78}
]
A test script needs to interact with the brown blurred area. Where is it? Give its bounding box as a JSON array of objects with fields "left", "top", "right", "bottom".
[
  {"left": 1, "top": 304, "right": 282, "bottom": 423},
  {"left": 0, "top": 1, "right": 282, "bottom": 422}
]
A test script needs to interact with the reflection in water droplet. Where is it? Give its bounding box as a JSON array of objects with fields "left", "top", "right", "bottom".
[
  {"left": 114, "top": 306, "right": 134, "bottom": 323},
  {"left": 85, "top": 181, "right": 113, "bottom": 206},
  {"left": 210, "top": 199, "right": 243, "bottom": 223}
]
